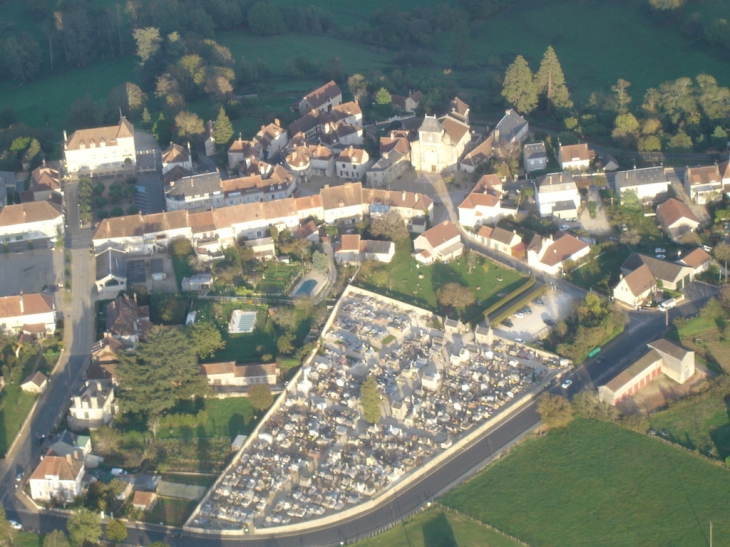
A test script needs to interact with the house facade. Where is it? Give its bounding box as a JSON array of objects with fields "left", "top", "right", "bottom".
[
  {"left": 535, "top": 172, "right": 580, "bottom": 218},
  {"left": 336, "top": 147, "right": 371, "bottom": 181},
  {"left": 493, "top": 110, "right": 528, "bottom": 145},
  {"left": 410, "top": 115, "right": 470, "bottom": 174},
  {"left": 0, "top": 201, "right": 64, "bottom": 242},
  {"left": 63, "top": 117, "right": 136, "bottom": 175},
  {"left": 68, "top": 381, "right": 117, "bottom": 430},
  {"left": 684, "top": 164, "right": 723, "bottom": 204},
  {"left": 613, "top": 264, "right": 657, "bottom": 308},
  {"left": 413, "top": 220, "right": 463, "bottom": 265},
  {"left": 29, "top": 453, "right": 86, "bottom": 503},
  {"left": 0, "top": 293, "right": 55, "bottom": 336},
  {"left": 458, "top": 175, "right": 516, "bottom": 229},
  {"left": 558, "top": 143, "right": 591, "bottom": 171},
  {"left": 161, "top": 142, "right": 192, "bottom": 174},
  {"left": 165, "top": 172, "right": 224, "bottom": 212},
  {"left": 476, "top": 226, "right": 524, "bottom": 258},
  {"left": 201, "top": 362, "right": 278, "bottom": 386},
  {"left": 523, "top": 142, "right": 547, "bottom": 174},
  {"left": 298, "top": 81, "right": 343, "bottom": 114},
  {"left": 613, "top": 166, "right": 670, "bottom": 202},
  {"left": 656, "top": 198, "right": 700, "bottom": 240},
  {"left": 526, "top": 233, "right": 590, "bottom": 276}
]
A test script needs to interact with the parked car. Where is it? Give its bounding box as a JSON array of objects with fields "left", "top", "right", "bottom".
[
  {"left": 501, "top": 319, "right": 513, "bottom": 327},
  {"left": 514, "top": 338, "right": 524, "bottom": 344},
  {"left": 561, "top": 379, "right": 573, "bottom": 389},
  {"left": 544, "top": 319, "right": 556, "bottom": 327},
  {"left": 656, "top": 254, "right": 666, "bottom": 259},
  {"left": 655, "top": 247, "right": 666, "bottom": 254},
  {"left": 8, "top": 521, "right": 22, "bottom": 531},
  {"left": 534, "top": 298, "right": 545, "bottom": 306},
  {"left": 559, "top": 224, "right": 570, "bottom": 231},
  {"left": 514, "top": 312, "right": 525, "bottom": 319}
]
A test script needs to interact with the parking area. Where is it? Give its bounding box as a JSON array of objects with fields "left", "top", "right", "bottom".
[
  {"left": 493, "top": 287, "right": 580, "bottom": 343},
  {"left": 0, "top": 249, "right": 64, "bottom": 297}
]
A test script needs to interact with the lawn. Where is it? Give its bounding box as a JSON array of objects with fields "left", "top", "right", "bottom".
[
  {"left": 465, "top": 0, "right": 730, "bottom": 103},
  {"left": 162, "top": 473, "right": 218, "bottom": 488},
  {"left": 356, "top": 243, "right": 527, "bottom": 321},
  {"left": 352, "top": 507, "right": 522, "bottom": 547},
  {"left": 255, "top": 261, "right": 302, "bottom": 294},
  {"left": 648, "top": 386, "right": 730, "bottom": 460},
  {"left": 675, "top": 313, "right": 730, "bottom": 373},
  {"left": 145, "top": 496, "right": 199, "bottom": 527},
  {"left": 443, "top": 418, "right": 730, "bottom": 547},
  {"left": 158, "top": 397, "right": 257, "bottom": 440},
  {"left": 0, "top": 385, "right": 38, "bottom": 456},
  {"left": 566, "top": 243, "right": 631, "bottom": 293},
  {"left": 13, "top": 532, "right": 42, "bottom": 547}
]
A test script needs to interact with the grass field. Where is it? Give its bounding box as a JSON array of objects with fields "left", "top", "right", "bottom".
[
  {"left": 146, "top": 497, "right": 199, "bottom": 527},
  {"left": 13, "top": 532, "right": 42, "bottom": 547},
  {"left": 648, "top": 387, "right": 730, "bottom": 460},
  {"left": 566, "top": 244, "right": 631, "bottom": 293},
  {"left": 159, "top": 397, "right": 257, "bottom": 440},
  {"left": 352, "top": 507, "right": 522, "bottom": 547},
  {"left": 443, "top": 418, "right": 730, "bottom": 547},
  {"left": 466, "top": 0, "right": 730, "bottom": 103},
  {"left": 162, "top": 473, "right": 218, "bottom": 488},
  {"left": 0, "top": 385, "right": 38, "bottom": 456},
  {"left": 674, "top": 313, "right": 730, "bottom": 373},
  {"left": 357, "top": 243, "right": 526, "bottom": 321}
]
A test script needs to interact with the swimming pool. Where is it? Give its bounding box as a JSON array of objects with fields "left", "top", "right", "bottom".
[{"left": 295, "top": 279, "right": 318, "bottom": 297}]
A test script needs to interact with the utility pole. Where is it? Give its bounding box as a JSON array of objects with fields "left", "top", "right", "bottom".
[{"left": 709, "top": 520, "right": 713, "bottom": 547}]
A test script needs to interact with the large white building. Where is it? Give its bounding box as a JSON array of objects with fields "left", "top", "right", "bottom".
[
  {"left": 0, "top": 201, "right": 63, "bottom": 243},
  {"left": 29, "top": 452, "right": 86, "bottom": 503},
  {"left": 613, "top": 166, "right": 670, "bottom": 203},
  {"left": 535, "top": 172, "right": 580, "bottom": 218},
  {"left": 0, "top": 293, "right": 56, "bottom": 336},
  {"left": 68, "top": 381, "right": 117, "bottom": 430},
  {"left": 63, "top": 117, "right": 136, "bottom": 175}
]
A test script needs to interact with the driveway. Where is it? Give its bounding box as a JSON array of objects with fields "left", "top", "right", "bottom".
[
  {"left": 492, "top": 287, "right": 579, "bottom": 343},
  {"left": 579, "top": 186, "right": 612, "bottom": 236}
]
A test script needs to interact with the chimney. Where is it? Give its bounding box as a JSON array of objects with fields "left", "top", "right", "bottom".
[
  {"left": 275, "top": 118, "right": 280, "bottom": 127},
  {"left": 74, "top": 396, "right": 82, "bottom": 408},
  {"left": 42, "top": 159, "right": 46, "bottom": 167},
  {"left": 63, "top": 130, "right": 68, "bottom": 143},
  {"left": 19, "top": 293, "right": 23, "bottom": 314},
  {"left": 66, "top": 454, "right": 72, "bottom": 464},
  {"left": 91, "top": 396, "right": 98, "bottom": 409},
  {"left": 402, "top": 191, "right": 406, "bottom": 201}
]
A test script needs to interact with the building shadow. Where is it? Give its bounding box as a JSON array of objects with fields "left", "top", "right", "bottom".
[{"left": 422, "top": 511, "right": 458, "bottom": 547}]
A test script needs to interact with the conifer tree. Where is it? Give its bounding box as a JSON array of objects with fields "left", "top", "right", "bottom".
[
  {"left": 535, "top": 46, "right": 572, "bottom": 112},
  {"left": 501, "top": 55, "right": 538, "bottom": 114},
  {"left": 214, "top": 107, "right": 234, "bottom": 149}
]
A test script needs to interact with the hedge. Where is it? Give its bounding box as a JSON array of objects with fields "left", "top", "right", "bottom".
[
  {"left": 491, "top": 284, "right": 548, "bottom": 326},
  {"left": 469, "top": 276, "right": 536, "bottom": 327}
]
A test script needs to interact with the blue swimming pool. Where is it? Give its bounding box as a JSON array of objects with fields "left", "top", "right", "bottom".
[{"left": 295, "top": 279, "right": 317, "bottom": 297}]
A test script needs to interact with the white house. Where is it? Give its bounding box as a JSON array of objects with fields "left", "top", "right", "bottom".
[
  {"left": 227, "top": 137, "right": 263, "bottom": 170},
  {"left": 656, "top": 198, "right": 700, "bottom": 240},
  {"left": 63, "top": 117, "right": 136, "bottom": 175},
  {"left": 526, "top": 233, "right": 590, "bottom": 276},
  {"left": 413, "top": 220, "right": 463, "bottom": 265},
  {"left": 254, "top": 121, "right": 288, "bottom": 160},
  {"left": 29, "top": 452, "right": 86, "bottom": 503},
  {"left": 613, "top": 166, "right": 670, "bottom": 202},
  {"left": 298, "top": 81, "right": 342, "bottom": 114},
  {"left": 558, "top": 143, "right": 591, "bottom": 171},
  {"left": 459, "top": 134, "right": 494, "bottom": 173},
  {"left": 336, "top": 147, "right": 372, "bottom": 181},
  {"left": 201, "top": 362, "right": 278, "bottom": 386},
  {"left": 523, "top": 142, "right": 547, "bottom": 173},
  {"left": 68, "top": 381, "right": 117, "bottom": 430},
  {"left": 20, "top": 371, "right": 48, "bottom": 393},
  {"left": 95, "top": 248, "right": 127, "bottom": 296},
  {"left": 165, "top": 172, "right": 223, "bottom": 212},
  {"left": 535, "top": 172, "right": 580, "bottom": 218},
  {"left": 684, "top": 164, "right": 724, "bottom": 204},
  {"left": 161, "top": 142, "right": 192, "bottom": 174},
  {"left": 613, "top": 263, "right": 657, "bottom": 308},
  {"left": 458, "top": 174, "right": 515, "bottom": 229},
  {"left": 334, "top": 234, "right": 394, "bottom": 264},
  {"left": 0, "top": 201, "right": 64, "bottom": 243},
  {"left": 476, "top": 226, "right": 524, "bottom": 258},
  {"left": 0, "top": 293, "right": 55, "bottom": 336},
  {"left": 29, "top": 161, "right": 63, "bottom": 202}
]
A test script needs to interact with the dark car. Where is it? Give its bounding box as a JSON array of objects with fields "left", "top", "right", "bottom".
[
  {"left": 501, "top": 319, "right": 514, "bottom": 328},
  {"left": 543, "top": 319, "right": 556, "bottom": 327}
]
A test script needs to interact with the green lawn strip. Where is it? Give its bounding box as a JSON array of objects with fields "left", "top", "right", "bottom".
[
  {"left": 567, "top": 244, "right": 631, "bottom": 292},
  {"left": 443, "top": 418, "right": 730, "bottom": 547},
  {"left": 491, "top": 285, "right": 548, "bottom": 326},
  {"left": 0, "top": 386, "right": 37, "bottom": 456},
  {"left": 351, "top": 506, "right": 523, "bottom": 547},
  {"left": 473, "top": 276, "right": 535, "bottom": 326},
  {"left": 145, "top": 497, "right": 199, "bottom": 527},
  {"left": 157, "top": 397, "right": 257, "bottom": 440},
  {"left": 381, "top": 334, "right": 396, "bottom": 346},
  {"left": 171, "top": 252, "right": 194, "bottom": 290},
  {"left": 357, "top": 244, "right": 525, "bottom": 320},
  {"left": 649, "top": 390, "right": 730, "bottom": 460},
  {"left": 13, "top": 532, "right": 42, "bottom": 547},
  {"left": 162, "top": 473, "right": 218, "bottom": 488}
]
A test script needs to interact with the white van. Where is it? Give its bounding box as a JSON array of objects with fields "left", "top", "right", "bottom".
[{"left": 658, "top": 299, "right": 676, "bottom": 311}]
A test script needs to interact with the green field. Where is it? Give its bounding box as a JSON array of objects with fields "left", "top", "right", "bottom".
[
  {"left": 674, "top": 308, "right": 730, "bottom": 373},
  {"left": 566, "top": 244, "right": 631, "bottom": 293},
  {"left": 357, "top": 243, "right": 526, "bottom": 321},
  {"left": 159, "top": 397, "right": 257, "bottom": 440},
  {"left": 146, "top": 496, "right": 199, "bottom": 527},
  {"left": 648, "top": 384, "right": 730, "bottom": 460},
  {"left": 0, "top": 385, "right": 38, "bottom": 456},
  {"left": 466, "top": 0, "right": 730, "bottom": 103},
  {"left": 443, "top": 418, "right": 730, "bottom": 547},
  {"left": 352, "top": 507, "right": 522, "bottom": 547},
  {"left": 13, "top": 532, "right": 42, "bottom": 547}
]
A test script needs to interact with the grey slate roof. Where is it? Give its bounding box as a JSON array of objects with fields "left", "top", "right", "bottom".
[
  {"left": 621, "top": 253, "right": 688, "bottom": 283},
  {"left": 552, "top": 200, "right": 578, "bottom": 212},
  {"left": 495, "top": 110, "right": 527, "bottom": 143},
  {"left": 523, "top": 142, "right": 546, "bottom": 161},
  {"left": 614, "top": 166, "right": 668, "bottom": 188},
  {"left": 418, "top": 116, "right": 443, "bottom": 134},
  {"left": 96, "top": 249, "right": 127, "bottom": 281},
  {"left": 166, "top": 172, "right": 222, "bottom": 199},
  {"left": 363, "top": 240, "right": 393, "bottom": 254},
  {"left": 537, "top": 172, "right": 576, "bottom": 193}
]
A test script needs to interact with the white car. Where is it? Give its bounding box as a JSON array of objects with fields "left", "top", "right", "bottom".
[
  {"left": 561, "top": 379, "right": 573, "bottom": 389},
  {"left": 514, "top": 312, "right": 525, "bottom": 319},
  {"left": 654, "top": 248, "right": 666, "bottom": 254},
  {"left": 559, "top": 224, "right": 570, "bottom": 231},
  {"left": 8, "top": 521, "right": 22, "bottom": 530},
  {"left": 656, "top": 254, "right": 666, "bottom": 259},
  {"left": 515, "top": 338, "right": 524, "bottom": 344}
]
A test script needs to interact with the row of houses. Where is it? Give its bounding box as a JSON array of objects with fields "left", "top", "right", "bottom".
[{"left": 93, "top": 182, "right": 433, "bottom": 259}]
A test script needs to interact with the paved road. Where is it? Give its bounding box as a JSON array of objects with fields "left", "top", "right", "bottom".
[{"left": 0, "top": 181, "right": 95, "bottom": 509}]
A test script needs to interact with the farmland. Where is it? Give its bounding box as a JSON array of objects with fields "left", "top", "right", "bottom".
[{"left": 443, "top": 418, "right": 730, "bottom": 547}]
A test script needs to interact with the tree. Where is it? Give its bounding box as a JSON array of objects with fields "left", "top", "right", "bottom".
[
  {"left": 501, "top": 55, "right": 538, "bottom": 114},
  {"left": 534, "top": 46, "right": 572, "bottom": 112},
  {"left": 450, "top": 18, "right": 470, "bottom": 68},
  {"left": 277, "top": 333, "right": 294, "bottom": 354},
  {"left": 437, "top": 283, "right": 476, "bottom": 310},
  {"left": 249, "top": 384, "right": 273, "bottom": 411},
  {"left": 649, "top": 0, "right": 684, "bottom": 9},
  {"left": 108, "top": 83, "right": 146, "bottom": 116},
  {"left": 620, "top": 189, "right": 641, "bottom": 210},
  {"left": 43, "top": 530, "right": 71, "bottom": 547},
  {"left": 3, "top": 33, "right": 42, "bottom": 83},
  {"left": 248, "top": 2, "right": 285, "bottom": 36},
  {"left": 312, "top": 250, "right": 329, "bottom": 273},
  {"left": 214, "top": 107, "right": 233, "bottom": 150},
  {"left": 714, "top": 241, "right": 730, "bottom": 264},
  {"left": 611, "top": 79, "right": 632, "bottom": 113},
  {"left": 133, "top": 27, "right": 161, "bottom": 63},
  {"left": 678, "top": 231, "right": 701, "bottom": 246},
  {"left": 186, "top": 321, "right": 225, "bottom": 359},
  {"left": 174, "top": 111, "right": 205, "bottom": 139},
  {"left": 375, "top": 87, "right": 392, "bottom": 106},
  {"left": 347, "top": 74, "right": 368, "bottom": 102},
  {"left": 67, "top": 508, "right": 102, "bottom": 547},
  {"left": 0, "top": 506, "right": 15, "bottom": 547},
  {"left": 536, "top": 393, "right": 573, "bottom": 429},
  {"left": 612, "top": 113, "right": 640, "bottom": 147},
  {"left": 667, "top": 131, "right": 693, "bottom": 151},
  {"left": 117, "top": 326, "right": 208, "bottom": 418},
  {"left": 711, "top": 126, "right": 728, "bottom": 150},
  {"left": 369, "top": 210, "right": 409, "bottom": 241},
  {"left": 105, "top": 519, "right": 127, "bottom": 543},
  {"left": 571, "top": 391, "right": 619, "bottom": 422},
  {"left": 272, "top": 307, "right": 298, "bottom": 331},
  {"left": 360, "top": 375, "right": 380, "bottom": 424}
]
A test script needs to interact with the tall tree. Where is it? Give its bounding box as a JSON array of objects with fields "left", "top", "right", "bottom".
[
  {"left": 117, "top": 326, "right": 208, "bottom": 417},
  {"left": 611, "top": 79, "right": 632, "bottom": 113},
  {"left": 0, "top": 506, "right": 15, "bottom": 547},
  {"left": 43, "top": 530, "right": 71, "bottom": 547},
  {"left": 174, "top": 111, "right": 205, "bottom": 139},
  {"left": 347, "top": 74, "right": 368, "bottom": 102},
  {"left": 214, "top": 107, "right": 234, "bottom": 149},
  {"left": 249, "top": 384, "right": 273, "bottom": 411},
  {"left": 133, "top": 27, "right": 161, "bottom": 63},
  {"left": 536, "top": 393, "right": 573, "bottom": 429},
  {"left": 67, "top": 509, "right": 102, "bottom": 547},
  {"left": 107, "top": 82, "right": 147, "bottom": 117},
  {"left": 534, "top": 46, "right": 572, "bottom": 112},
  {"left": 375, "top": 87, "right": 392, "bottom": 105},
  {"left": 360, "top": 376, "right": 380, "bottom": 424},
  {"left": 437, "top": 282, "right": 476, "bottom": 310},
  {"left": 2, "top": 33, "right": 42, "bottom": 83},
  {"left": 105, "top": 519, "right": 127, "bottom": 543},
  {"left": 248, "top": 2, "right": 285, "bottom": 36},
  {"left": 186, "top": 321, "right": 225, "bottom": 359},
  {"left": 501, "top": 55, "right": 538, "bottom": 114}
]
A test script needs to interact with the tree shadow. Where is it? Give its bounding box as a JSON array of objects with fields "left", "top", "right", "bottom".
[{"left": 422, "top": 511, "right": 458, "bottom": 547}]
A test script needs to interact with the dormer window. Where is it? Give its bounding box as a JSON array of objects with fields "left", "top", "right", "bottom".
[
  {"left": 90, "top": 140, "right": 96, "bottom": 148},
  {"left": 79, "top": 141, "right": 86, "bottom": 149}
]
